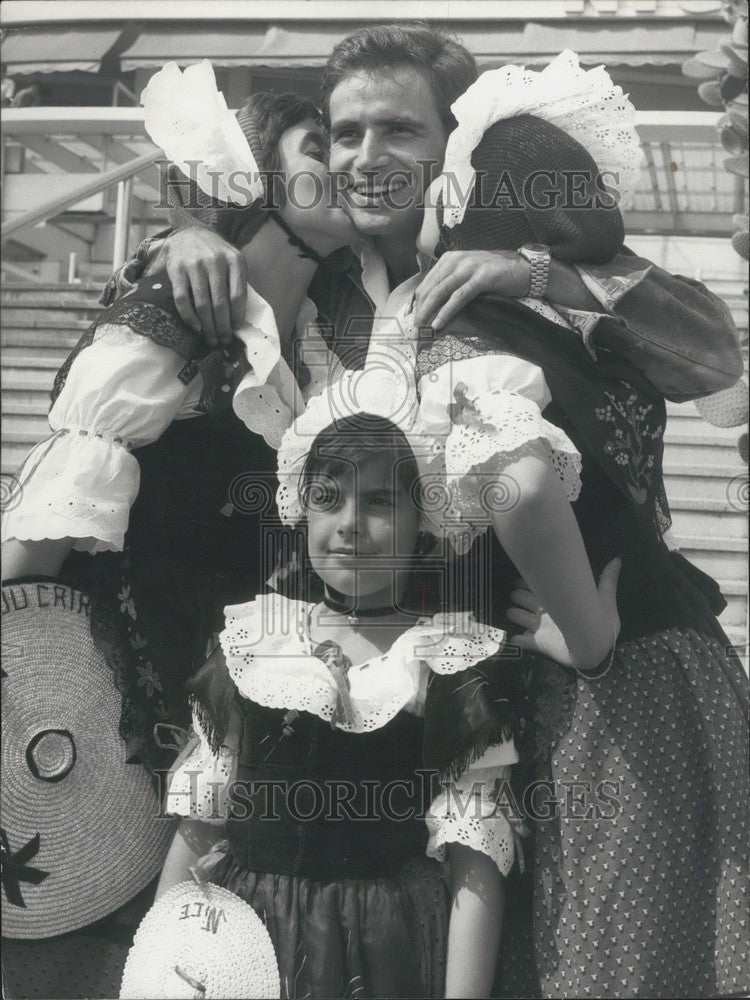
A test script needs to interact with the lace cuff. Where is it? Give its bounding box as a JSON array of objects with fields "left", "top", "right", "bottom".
[
  {"left": 165, "top": 719, "right": 236, "bottom": 824},
  {"left": 1, "top": 429, "right": 140, "bottom": 553},
  {"left": 426, "top": 762, "right": 519, "bottom": 877}
]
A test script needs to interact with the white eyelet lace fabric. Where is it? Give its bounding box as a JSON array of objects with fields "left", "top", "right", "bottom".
[
  {"left": 442, "top": 49, "right": 643, "bottom": 228},
  {"left": 426, "top": 759, "right": 520, "bottom": 877},
  {"left": 275, "top": 360, "right": 426, "bottom": 528},
  {"left": 444, "top": 390, "right": 582, "bottom": 494},
  {"left": 233, "top": 303, "right": 340, "bottom": 450},
  {"left": 166, "top": 713, "right": 238, "bottom": 823},
  {"left": 141, "top": 60, "right": 263, "bottom": 206},
  {"left": 1, "top": 429, "right": 141, "bottom": 553},
  {"left": 218, "top": 594, "right": 506, "bottom": 734},
  {"left": 416, "top": 355, "right": 582, "bottom": 552}
]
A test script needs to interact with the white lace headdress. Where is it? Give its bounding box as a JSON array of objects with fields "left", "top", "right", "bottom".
[
  {"left": 141, "top": 60, "right": 264, "bottom": 206},
  {"left": 275, "top": 330, "right": 439, "bottom": 532},
  {"left": 441, "top": 49, "right": 643, "bottom": 228}
]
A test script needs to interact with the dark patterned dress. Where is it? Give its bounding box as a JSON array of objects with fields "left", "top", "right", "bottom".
[
  {"left": 166, "top": 593, "right": 521, "bottom": 998},
  {"left": 414, "top": 296, "right": 749, "bottom": 999}
]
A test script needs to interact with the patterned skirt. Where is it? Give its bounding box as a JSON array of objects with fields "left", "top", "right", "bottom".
[
  {"left": 497, "top": 625, "right": 750, "bottom": 999},
  {"left": 212, "top": 853, "right": 449, "bottom": 999}
]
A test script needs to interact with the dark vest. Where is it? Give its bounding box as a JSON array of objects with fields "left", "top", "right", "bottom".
[{"left": 225, "top": 701, "right": 429, "bottom": 879}]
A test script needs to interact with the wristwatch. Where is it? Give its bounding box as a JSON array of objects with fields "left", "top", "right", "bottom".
[{"left": 518, "top": 243, "right": 552, "bottom": 299}]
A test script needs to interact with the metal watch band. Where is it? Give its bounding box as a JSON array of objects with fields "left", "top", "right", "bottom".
[{"left": 519, "top": 244, "right": 552, "bottom": 299}]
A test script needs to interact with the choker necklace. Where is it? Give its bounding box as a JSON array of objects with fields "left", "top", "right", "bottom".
[
  {"left": 321, "top": 589, "right": 409, "bottom": 628},
  {"left": 269, "top": 210, "right": 326, "bottom": 265}
]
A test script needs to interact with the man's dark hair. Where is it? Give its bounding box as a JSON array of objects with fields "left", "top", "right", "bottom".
[{"left": 321, "top": 22, "right": 477, "bottom": 130}]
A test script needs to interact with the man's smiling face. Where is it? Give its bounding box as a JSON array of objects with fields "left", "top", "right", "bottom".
[{"left": 328, "top": 66, "right": 449, "bottom": 254}]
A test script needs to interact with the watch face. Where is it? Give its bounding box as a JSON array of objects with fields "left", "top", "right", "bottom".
[{"left": 523, "top": 243, "right": 550, "bottom": 254}]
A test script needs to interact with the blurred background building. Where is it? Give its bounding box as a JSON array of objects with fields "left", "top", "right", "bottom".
[{"left": 1, "top": 0, "right": 747, "bottom": 650}]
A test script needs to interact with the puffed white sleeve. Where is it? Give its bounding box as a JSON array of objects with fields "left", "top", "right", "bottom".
[
  {"left": 2, "top": 323, "right": 197, "bottom": 553},
  {"left": 417, "top": 350, "right": 582, "bottom": 508},
  {"left": 165, "top": 709, "right": 238, "bottom": 824},
  {"left": 425, "top": 740, "right": 524, "bottom": 878}
]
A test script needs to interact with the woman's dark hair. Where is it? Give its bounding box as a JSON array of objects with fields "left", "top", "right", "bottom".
[
  {"left": 437, "top": 114, "right": 625, "bottom": 264},
  {"left": 321, "top": 22, "right": 477, "bottom": 131},
  {"left": 236, "top": 90, "right": 324, "bottom": 177},
  {"left": 167, "top": 90, "right": 324, "bottom": 243}
]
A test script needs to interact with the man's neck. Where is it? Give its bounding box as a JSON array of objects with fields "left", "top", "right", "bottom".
[{"left": 374, "top": 235, "right": 420, "bottom": 290}]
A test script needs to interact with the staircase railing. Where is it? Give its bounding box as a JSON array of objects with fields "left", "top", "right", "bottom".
[
  {"left": 1, "top": 150, "right": 160, "bottom": 242},
  {"left": 1, "top": 107, "right": 163, "bottom": 270}
]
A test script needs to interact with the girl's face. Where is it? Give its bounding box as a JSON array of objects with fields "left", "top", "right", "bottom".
[
  {"left": 276, "top": 117, "right": 357, "bottom": 252},
  {"left": 305, "top": 452, "right": 420, "bottom": 605}
]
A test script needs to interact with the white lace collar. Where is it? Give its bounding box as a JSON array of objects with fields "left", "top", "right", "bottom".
[{"left": 219, "top": 592, "right": 505, "bottom": 734}]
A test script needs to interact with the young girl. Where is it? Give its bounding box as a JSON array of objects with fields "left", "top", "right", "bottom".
[
  {"left": 384, "top": 52, "right": 749, "bottom": 998},
  {"left": 156, "top": 367, "right": 526, "bottom": 999},
  {"left": 1, "top": 64, "right": 355, "bottom": 768}
]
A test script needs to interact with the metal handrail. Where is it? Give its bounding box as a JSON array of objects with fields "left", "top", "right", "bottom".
[{"left": 0, "top": 148, "right": 161, "bottom": 240}]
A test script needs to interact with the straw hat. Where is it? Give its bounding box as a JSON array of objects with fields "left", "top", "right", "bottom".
[
  {"left": 1, "top": 580, "right": 174, "bottom": 939},
  {"left": 694, "top": 379, "right": 750, "bottom": 428},
  {"left": 120, "top": 881, "right": 280, "bottom": 999}
]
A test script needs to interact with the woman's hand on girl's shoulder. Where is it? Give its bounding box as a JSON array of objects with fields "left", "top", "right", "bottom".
[{"left": 508, "top": 558, "right": 621, "bottom": 671}]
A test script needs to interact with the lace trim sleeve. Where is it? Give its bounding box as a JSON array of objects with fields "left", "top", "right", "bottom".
[
  {"left": 165, "top": 713, "right": 237, "bottom": 823},
  {"left": 2, "top": 324, "right": 196, "bottom": 551},
  {"left": 443, "top": 389, "right": 582, "bottom": 501},
  {"left": 416, "top": 351, "right": 581, "bottom": 550},
  {"left": 1, "top": 429, "right": 140, "bottom": 553},
  {"left": 426, "top": 762, "right": 520, "bottom": 877}
]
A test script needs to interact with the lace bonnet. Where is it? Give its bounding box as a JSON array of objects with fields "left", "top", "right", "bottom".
[
  {"left": 275, "top": 337, "right": 440, "bottom": 533},
  {"left": 439, "top": 49, "right": 643, "bottom": 230},
  {"left": 141, "top": 60, "right": 268, "bottom": 246}
]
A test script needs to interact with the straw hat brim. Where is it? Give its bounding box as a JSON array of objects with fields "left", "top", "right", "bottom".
[
  {"left": 1, "top": 580, "right": 174, "bottom": 939},
  {"left": 120, "top": 881, "right": 280, "bottom": 999}
]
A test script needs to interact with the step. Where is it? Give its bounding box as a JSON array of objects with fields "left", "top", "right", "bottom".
[
  {"left": 666, "top": 403, "right": 707, "bottom": 420},
  {"left": 668, "top": 496, "right": 748, "bottom": 513},
  {"left": 670, "top": 538, "right": 747, "bottom": 582},
  {"left": 662, "top": 439, "right": 744, "bottom": 465},
  {"left": 2, "top": 281, "right": 103, "bottom": 294},
  {"left": 1, "top": 392, "right": 51, "bottom": 416},
  {"left": 664, "top": 464, "right": 748, "bottom": 502},
  {"left": 0, "top": 316, "right": 93, "bottom": 333},
  {"left": 717, "top": 589, "right": 749, "bottom": 627},
  {"left": 0, "top": 286, "right": 103, "bottom": 307},
  {"left": 0, "top": 328, "right": 85, "bottom": 350},
  {"left": 664, "top": 425, "right": 748, "bottom": 446},
  {"left": 723, "top": 627, "right": 749, "bottom": 663},
  {"left": 2, "top": 442, "right": 35, "bottom": 476},
  {"left": 2, "top": 414, "right": 52, "bottom": 442},
  {"left": 666, "top": 401, "right": 747, "bottom": 423},
  {"left": 669, "top": 508, "right": 748, "bottom": 540},
  {"left": 664, "top": 421, "right": 747, "bottom": 444},
  {"left": 0, "top": 306, "right": 103, "bottom": 327},
  {"left": 1, "top": 368, "right": 56, "bottom": 392},
  {"left": 1, "top": 348, "right": 71, "bottom": 368}
]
